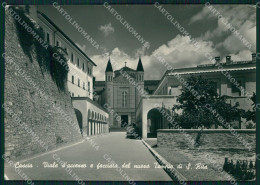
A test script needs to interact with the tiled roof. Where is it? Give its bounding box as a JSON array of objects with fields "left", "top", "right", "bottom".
[
  {"left": 144, "top": 80, "right": 160, "bottom": 85},
  {"left": 167, "top": 61, "right": 256, "bottom": 76},
  {"left": 95, "top": 81, "right": 105, "bottom": 86},
  {"left": 168, "top": 67, "right": 256, "bottom": 75},
  {"left": 94, "top": 80, "right": 160, "bottom": 88}
]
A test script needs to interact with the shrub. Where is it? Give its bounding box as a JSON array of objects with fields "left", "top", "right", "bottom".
[
  {"left": 56, "top": 135, "right": 63, "bottom": 144},
  {"left": 245, "top": 121, "right": 256, "bottom": 129},
  {"left": 223, "top": 158, "right": 255, "bottom": 180},
  {"left": 194, "top": 128, "right": 203, "bottom": 147},
  {"left": 9, "top": 6, "right": 68, "bottom": 91}
]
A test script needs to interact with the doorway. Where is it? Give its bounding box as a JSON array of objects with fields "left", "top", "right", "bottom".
[
  {"left": 121, "top": 115, "right": 128, "bottom": 127},
  {"left": 147, "top": 108, "right": 163, "bottom": 138}
]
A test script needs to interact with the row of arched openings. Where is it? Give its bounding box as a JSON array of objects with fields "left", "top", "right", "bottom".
[{"left": 74, "top": 109, "right": 108, "bottom": 136}]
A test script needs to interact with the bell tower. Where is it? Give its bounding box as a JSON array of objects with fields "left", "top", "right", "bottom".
[
  {"left": 105, "top": 58, "right": 114, "bottom": 126},
  {"left": 136, "top": 57, "right": 145, "bottom": 107}
]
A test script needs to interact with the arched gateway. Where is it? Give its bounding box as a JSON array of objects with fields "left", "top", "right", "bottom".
[{"left": 147, "top": 107, "right": 172, "bottom": 138}]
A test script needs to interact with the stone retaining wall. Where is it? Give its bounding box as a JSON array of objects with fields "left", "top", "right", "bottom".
[
  {"left": 157, "top": 129, "right": 255, "bottom": 151},
  {"left": 4, "top": 9, "right": 82, "bottom": 159}
]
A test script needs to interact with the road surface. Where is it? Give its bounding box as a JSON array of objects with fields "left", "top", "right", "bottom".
[{"left": 5, "top": 132, "right": 171, "bottom": 181}]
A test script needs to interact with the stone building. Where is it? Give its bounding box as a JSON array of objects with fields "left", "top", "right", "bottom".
[
  {"left": 136, "top": 54, "right": 256, "bottom": 138},
  {"left": 104, "top": 58, "right": 145, "bottom": 129},
  {"left": 94, "top": 58, "right": 159, "bottom": 129},
  {"left": 37, "top": 12, "right": 95, "bottom": 98},
  {"left": 95, "top": 54, "right": 256, "bottom": 135},
  {"left": 37, "top": 10, "right": 109, "bottom": 135}
]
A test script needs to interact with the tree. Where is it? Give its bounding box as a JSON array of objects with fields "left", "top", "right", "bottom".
[
  {"left": 242, "top": 93, "right": 256, "bottom": 128},
  {"left": 172, "top": 76, "right": 243, "bottom": 129}
]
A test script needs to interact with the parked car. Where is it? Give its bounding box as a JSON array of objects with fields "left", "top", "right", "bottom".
[{"left": 126, "top": 123, "right": 138, "bottom": 139}]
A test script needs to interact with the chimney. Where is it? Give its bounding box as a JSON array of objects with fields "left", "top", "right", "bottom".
[
  {"left": 215, "top": 57, "right": 220, "bottom": 64},
  {"left": 252, "top": 53, "right": 256, "bottom": 62},
  {"left": 226, "top": 56, "right": 231, "bottom": 64}
]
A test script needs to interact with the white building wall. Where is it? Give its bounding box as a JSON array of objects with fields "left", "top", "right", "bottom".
[
  {"left": 88, "top": 73, "right": 93, "bottom": 99},
  {"left": 37, "top": 13, "right": 95, "bottom": 99}
]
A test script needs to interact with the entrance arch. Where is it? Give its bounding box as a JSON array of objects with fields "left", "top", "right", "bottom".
[
  {"left": 147, "top": 107, "right": 171, "bottom": 138},
  {"left": 75, "top": 108, "right": 83, "bottom": 135},
  {"left": 147, "top": 108, "right": 163, "bottom": 138}
]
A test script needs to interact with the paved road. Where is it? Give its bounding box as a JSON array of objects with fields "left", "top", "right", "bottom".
[{"left": 5, "top": 132, "right": 171, "bottom": 181}]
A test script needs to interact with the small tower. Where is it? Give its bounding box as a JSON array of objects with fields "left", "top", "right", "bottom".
[
  {"left": 105, "top": 57, "right": 113, "bottom": 82},
  {"left": 136, "top": 57, "right": 144, "bottom": 82},
  {"left": 135, "top": 57, "right": 145, "bottom": 107},
  {"left": 105, "top": 58, "right": 114, "bottom": 125}
]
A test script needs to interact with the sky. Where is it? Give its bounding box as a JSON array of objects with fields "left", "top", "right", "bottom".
[{"left": 37, "top": 4, "right": 256, "bottom": 81}]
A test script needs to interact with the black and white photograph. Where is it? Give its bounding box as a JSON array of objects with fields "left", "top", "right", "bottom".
[{"left": 1, "top": 1, "right": 259, "bottom": 183}]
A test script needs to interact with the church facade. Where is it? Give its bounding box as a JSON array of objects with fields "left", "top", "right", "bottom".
[
  {"left": 95, "top": 54, "right": 256, "bottom": 137},
  {"left": 102, "top": 58, "right": 145, "bottom": 128},
  {"left": 94, "top": 58, "right": 162, "bottom": 130}
]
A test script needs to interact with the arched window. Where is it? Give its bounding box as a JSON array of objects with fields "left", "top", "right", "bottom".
[{"left": 122, "top": 91, "right": 127, "bottom": 107}]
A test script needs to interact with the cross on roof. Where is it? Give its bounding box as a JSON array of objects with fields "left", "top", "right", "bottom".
[{"left": 125, "top": 61, "right": 127, "bottom": 67}]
